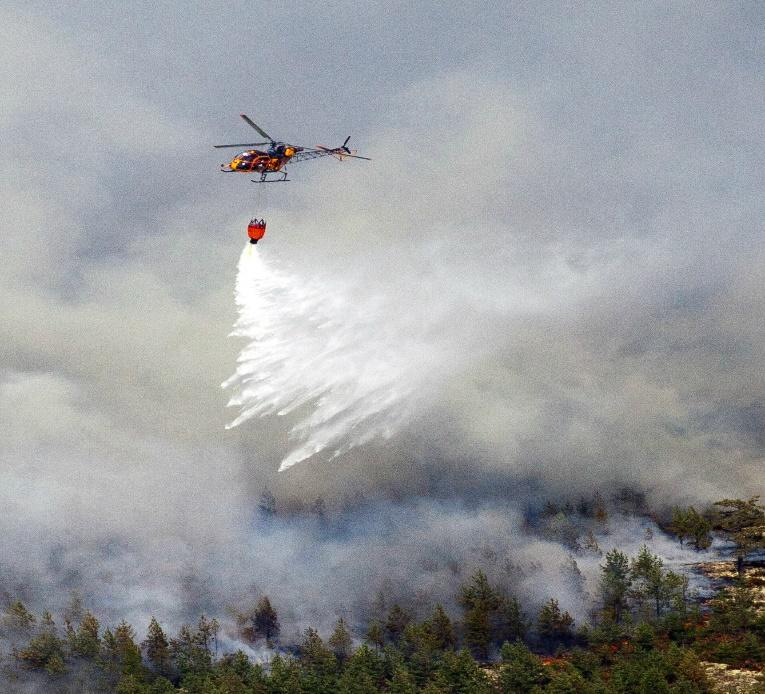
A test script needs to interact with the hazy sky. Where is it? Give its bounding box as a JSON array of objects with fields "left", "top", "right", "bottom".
[{"left": 1, "top": 0, "right": 763, "bottom": 633}]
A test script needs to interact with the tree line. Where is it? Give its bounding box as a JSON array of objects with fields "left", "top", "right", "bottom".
[{"left": 0, "top": 496, "right": 762, "bottom": 692}]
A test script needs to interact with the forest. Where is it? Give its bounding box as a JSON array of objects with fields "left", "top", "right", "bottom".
[{"left": 1, "top": 496, "right": 763, "bottom": 693}]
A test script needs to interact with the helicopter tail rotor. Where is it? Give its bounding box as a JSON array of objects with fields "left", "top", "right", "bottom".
[{"left": 315, "top": 137, "right": 371, "bottom": 161}]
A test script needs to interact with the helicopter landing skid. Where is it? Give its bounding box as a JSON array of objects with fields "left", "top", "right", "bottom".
[{"left": 252, "top": 171, "right": 290, "bottom": 183}]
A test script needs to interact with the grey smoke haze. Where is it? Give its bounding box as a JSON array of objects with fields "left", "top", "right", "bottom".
[{"left": 1, "top": 0, "right": 763, "bottom": 641}]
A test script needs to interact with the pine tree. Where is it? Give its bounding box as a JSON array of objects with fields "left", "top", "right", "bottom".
[
  {"left": 217, "top": 650, "right": 268, "bottom": 692},
  {"left": 687, "top": 507, "right": 712, "bottom": 551},
  {"left": 336, "top": 644, "right": 383, "bottom": 694},
  {"left": 670, "top": 507, "right": 692, "bottom": 546},
  {"left": 712, "top": 497, "right": 765, "bottom": 575},
  {"left": 494, "top": 595, "right": 528, "bottom": 647},
  {"left": 253, "top": 596, "right": 280, "bottom": 644},
  {"left": 459, "top": 570, "right": 500, "bottom": 659},
  {"left": 599, "top": 549, "right": 632, "bottom": 623},
  {"left": 328, "top": 617, "right": 353, "bottom": 665},
  {"left": 1, "top": 601, "right": 36, "bottom": 636},
  {"left": 142, "top": 617, "right": 170, "bottom": 675},
  {"left": 169, "top": 623, "right": 211, "bottom": 678},
  {"left": 342, "top": 644, "right": 384, "bottom": 690},
  {"left": 630, "top": 545, "right": 666, "bottom": 618},
  {"left": 430, "top": 649, "right": 492, "bottom": 693},
  {"left": 387, "top": 665, "right": 417, "bottom": 694},
  {"left": 113, "top": 620, "right": 144, "bottom": 678},
  {"left": 537, "top": 598, "right": 574, "bottom": 649},
  {"left": 544, "top": 664, "right": 594, "bottom": 693},
  {"left": 196, "top": 614, "right": 220, "bottom": 655},
  {"left": 298, "top": 627, "right": 337, "bottom": 694},
  {"left": 16, "top": 611, "right": 66, "bottom": 673},
  {"left": 72, "top": 610, "right": 101, "bottom": 658},
  {"left": 499, "top": 641, "right": 545, "bottom": 692},
  {"left": 385, "top": 604, "right": 411, "bottom": 645},
  {"left": 337, "top": 667, "right": 377, "bottom": 694},
  {"left": 671, "top": 506, "right": 712, "bottom": 550},
  {"left": 428, "top": 604, "right": 456, "bottom": 651},
  {"left": 400, "top": 622, "right": 441, "bottom": 686},
  {"left": 268, "top": 653, "right": 303, "bottom": 693},
  {"left": 707, "top": 580, "right": 760, "bottom": 633},
  {"left": 365, "top": 619, "right": 385, "bottom": 650}
]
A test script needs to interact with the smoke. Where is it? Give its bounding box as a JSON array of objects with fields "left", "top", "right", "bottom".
[
  {"left": 223, "top": 245, "right": 456, "bottom": 470},
  {"left": 0, "top": 7, "right": 762, "bottom": 688}
]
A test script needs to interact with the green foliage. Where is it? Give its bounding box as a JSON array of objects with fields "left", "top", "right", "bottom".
[
  {"left": 142, "top": 616, "right": 171, "bottom": 676},
  {"left": 633, "top": 621, "right": 657, "bottom": 651},
  {"left": 385, "top": 604, "right": 412, "bottom": 645},
  {"left": 336, "top": 667, "right": 377, "bottom": 694},
  {"left": 696, "top": 580, "right": 765, "bottom": 667},
  {"left": 670, "top": 507, "right": 712, "bottom": 551},
  {"left": 1, "top": 601, "right": 36, "bottom": 636},
  {"left": 196, "top": 614, "right": 220, "bottom": 655},
  {"left": 253, "top": 596, "right": 280, "bottom": 644},
  {"left": 428, "top": 649, "right": 492, "bottom": 693},
  {"left": 268, "top": 653, "right": 303, "bottom": 694},
  {"left": 462, "top": 602, "right": 493, "bottom": 660},
  {"left": 387, "top": 665, "right": 418, "bottom": 694},
  {"left": 343, "top": 644, "right": 385, "bottom": 689},
  {"left": 537, "top": 598, "right": 574, "bottom": 649},
  {"left": 365, "top": 619, "right": 385, "bottom": 650},
  {"left": 599, "top": 549, "right": 632, "bottom": 623},
  {"left": 707, "top": 581, "right": 760, "bottom": 633},
  {"left": 298, "top": 627, "right": 337, "bottom": 694},
  {"left": 459, "top": 570, "right": 501, "bottom": 659},
  {"left": 428, "top": 603, "right": 457, "bottom": 651},
  {"left": 630, "top": 545, "right": 688, "bottom": 620},
  {"left": 545, "top": 662, "right": 597, "bottom": 694},
  {"left": 499, "top": 640, "right": 545, "bottom": 692},
  {"left": 16, "top": 611, "right": 66, "bottom": 673},
  {"left": 169, "top": 623, "right": 212, "bottom": 678},
  {"left": 3, "top": 539, "right": 763, "bottom": 693},
  {"left": 216, "top": 650, "right": 268, "bottom": 692},
  {"left": 495, "top": 595, "right": 528, "bottom": 647},
  {"left": 116, "top": 674, "right": 150, "bottom": 694},
  {"left": 328, "top": 617, "right": 353, "bottom": 665},
  {"left": 400, "top": 620, "right": 443, "bottom": 686},
  {"left": 71, "top": 610, "right": 101, "bottom": 658},
  {"left": 567, "top": 647, "right": 600, "bottom": 681},
  {"left": 712, "top": 497, "right": 765, "bottom": 575},
  {"left": 610, "top": 643, "right": 711, "bottom": 693}
]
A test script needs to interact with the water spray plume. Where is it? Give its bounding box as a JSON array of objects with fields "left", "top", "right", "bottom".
[{"left": 223, "top": 246, "right": 440, "bottom": 471}]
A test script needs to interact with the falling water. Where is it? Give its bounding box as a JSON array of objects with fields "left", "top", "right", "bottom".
[{"left": 222, "top": 246, "right": 440, "bottom": 470}]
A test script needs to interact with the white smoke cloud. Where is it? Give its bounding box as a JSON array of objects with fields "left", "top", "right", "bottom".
[{"left": 0, "top": 6, "right": 762, "bottom": 676}]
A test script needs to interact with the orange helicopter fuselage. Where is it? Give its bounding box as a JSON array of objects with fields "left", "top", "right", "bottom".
[{"left": 224, "top": 147, "right": 296, "bottom": 173}]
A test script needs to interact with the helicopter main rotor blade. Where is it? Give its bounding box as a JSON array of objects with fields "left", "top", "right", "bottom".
[
  {"left": 213, "top": 142, "right": 270, "bottom": 148},
  {"left": 240, "top": 114, "right": 274, "bottom": 142}
]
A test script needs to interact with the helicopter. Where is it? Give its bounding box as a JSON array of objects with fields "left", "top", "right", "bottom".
[{"left": 215, "top": 114, "right": 370, "bottom": 182}]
